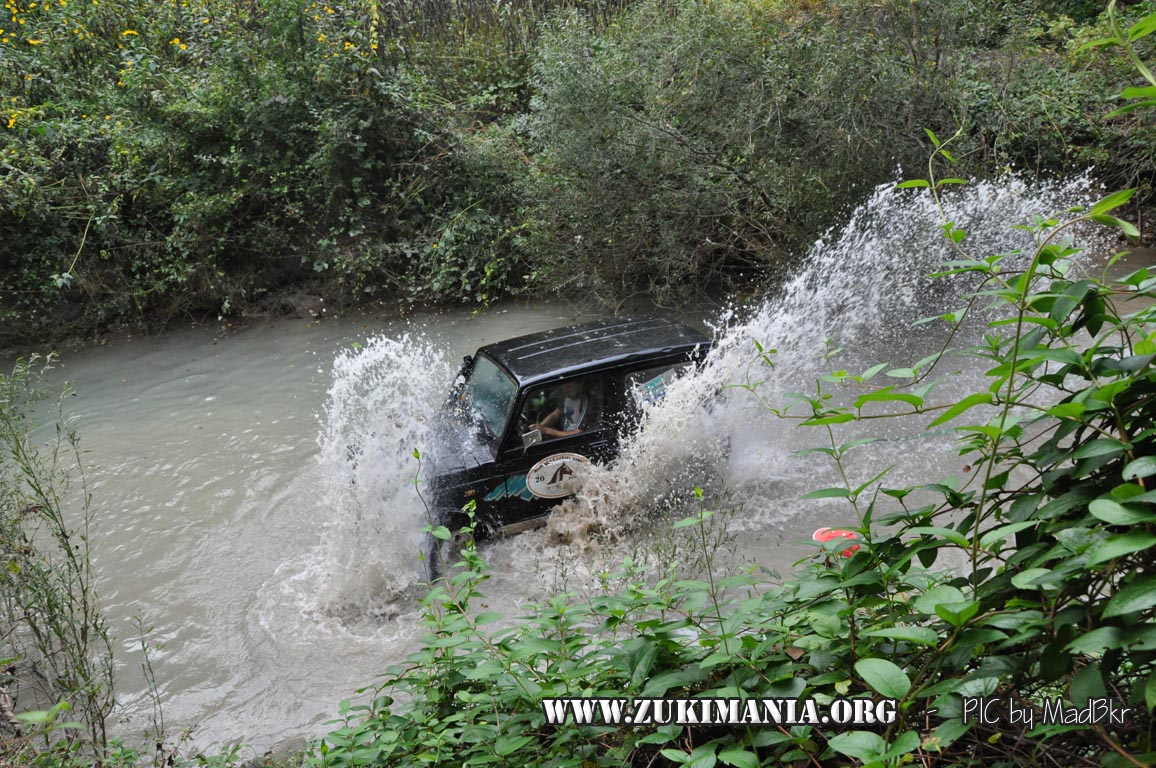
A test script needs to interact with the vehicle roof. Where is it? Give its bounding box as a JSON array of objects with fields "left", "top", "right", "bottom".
[{"left": 478, "top": 318, "right": 712, "bottom": 387}]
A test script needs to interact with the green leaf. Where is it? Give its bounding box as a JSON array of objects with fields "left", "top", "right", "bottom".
[
  {"left": 854, "top": 658, "right": 911, "bottom": 698},
  {"left": 801, "top": 487, "right": 851, "bottom": 500},
  {"left": 935, "top": 600, "right": 980, "bottom": 627},
  {"left": 1089, "top": 213, "right": 1140, "bottom": 238},
  {"left": 829, "top": 731, "right": 886, "bottom": 761},
  {"left": 883, "top": 731, "right": 922, "bottom": 760},
  {"left": 718, "top": 748, "right": 759, "bottom": 768},
  {"left": 1089, "top": 188, "right": 1135, "bottom": 216},
  {"left": 861, "top": 626, "right": 940, "bottom": 647},
  {"left": 495, "top": 736, "right": 534, "bottom": 756},
  {"left": 1071, "top": 662, "right": 1106, "bottom": 706},
  {"left": 928, "top": 393, "right": 993, "bottom": 427},
  {"left": 929, "top": 719, "right": 972, "bottom": 751},
  {"left": 1073, "top": 438, "right": 1127, "bottom": 460},
  {"left": 1011, "top": 567, "right": 1058, "bottom": 590},
  {"left": 1129, "top": 13, "right": 1156, "bottom": 41},
  {"left": 474, "top": 611, "right": 505, "bottom": 625},
  {"left": 1123, "top": 456, "right": 1156, "bottom": 480},
  {"left": 914, "top": 585, "right": 966, "bottom": 615},
  {"left": 802, "top": 412, "right": 855, "bottom": 426},
  {"left": 1047, "top": 402, "right": 1086, "bottom": 419},
  {"left": 1089, "top": 499, "right": 1156, "bottom": 525},
  {"left": 1078, "top": 36, "right": 1117, "bottom": 52},
  {"left": 641, "top": 669, "right": 703, "bottom": 697},
  {"left": 686, "top": 744, "right": 718, "bottom": 768},
  {"left": 852, "top": 465, "right": 893, "bottom": 497},
  {"left": 907, "top": 526, "right": 969, "bottom": 547},
  {"left": 854, "top": 389, "right": 923, "bottom": 409},
  {"left": 1121, "top": 86, "right": 1156, "bottom": 99},
  {"left": 1064, "top": 626, "right": 1123, "bottom": 655},
  {"left": 1088, "top": 532, "right": 1156, "bottom": 565},
  {"left": 1104, "top": 575, "right": 1156, "bottom": 618},
  {"left": 897, "top": 179, "right": 929, "bottom": 189},
  {"left": 979, "top": 521, "right": 1038, "bottom": 549}
]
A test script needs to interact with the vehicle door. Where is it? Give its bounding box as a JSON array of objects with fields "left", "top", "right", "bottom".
[
  {"left": 609, "top": 358, "right": 697, "bottom": 440},
  {"left": 490, "top": 374, "right": 612, "bottom": 531}
]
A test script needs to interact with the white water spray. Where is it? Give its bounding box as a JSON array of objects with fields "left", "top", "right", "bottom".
[
  {"left": 316, "top": 334, "right": 452, "bottom": 615},
  {"left": 313, "top": 175, "right": 1114, "bottom": 606},
  {"left": 559, "top": 175, "right": 1113, "bottom": 544}
]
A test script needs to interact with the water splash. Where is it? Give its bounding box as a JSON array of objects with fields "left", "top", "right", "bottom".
[
  {"left": 560, "top": 175, "right": 1112, "bottom": 544},
  {"left": 316, "top": 335, "right": 452, "bottom": 616},
  {"left": 312, "top": 175, "right": 1115, "bottom": 603}
]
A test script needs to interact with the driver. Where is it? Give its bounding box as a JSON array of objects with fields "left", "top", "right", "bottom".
[{"left": 532, "top": 379, "right": 598, "bottom": 439}]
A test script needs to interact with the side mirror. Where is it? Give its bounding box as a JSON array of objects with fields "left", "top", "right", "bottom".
[{"left": 521, "top": 429, "right": 542, "bottom": 449}]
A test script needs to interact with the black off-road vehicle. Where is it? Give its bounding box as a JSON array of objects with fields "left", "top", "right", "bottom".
[{"left": 425, "top": 318, "right": 712, "bottom": 574}]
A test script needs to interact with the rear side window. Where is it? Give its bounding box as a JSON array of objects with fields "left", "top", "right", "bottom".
[{"left": 624, "top": 363, "right": 693, "bottom": 414}]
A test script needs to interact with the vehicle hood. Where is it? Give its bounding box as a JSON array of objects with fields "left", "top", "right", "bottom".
[{"left": 427, "top": 417, "right": 498, "bottom": 480}]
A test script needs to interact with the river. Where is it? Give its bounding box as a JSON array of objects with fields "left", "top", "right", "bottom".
[{"left": 12, "top": 175, "right": 1131, "bottom": 755}]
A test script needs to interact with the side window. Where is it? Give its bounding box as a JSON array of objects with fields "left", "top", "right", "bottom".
[
  {"left": 623, "top": 363, "right": 693, "bottom": 416},
  {"left": 511, "top": 376, "right": 604, "bottom": 448}
]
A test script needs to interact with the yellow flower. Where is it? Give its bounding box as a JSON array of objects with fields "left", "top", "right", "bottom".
[
  {"left": 343, "top": 41, "right": 353, "bottom": 50},
  {"left": 6, "top": 116, "right": 15, "bottom": 129},
  {"left": 169, "top": 37, "right": 179, "bottom": 45},
  {"left": 27, "top": 38, "right": 40, "bottom": 44},
  {"left": 122, "top": 29, "right": 137, "bottom": 36},
  {"left": 317, "top": 33, "right": 324, "bottom": 42}
]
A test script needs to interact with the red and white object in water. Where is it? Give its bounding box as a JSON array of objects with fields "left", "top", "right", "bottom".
[{"left": 812, "top": 527, "right": 860, "bottom": 558}]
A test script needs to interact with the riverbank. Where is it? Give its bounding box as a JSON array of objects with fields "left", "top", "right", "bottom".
[{"left": 4, "top": 0, "right": 1153, "bottom": 348}]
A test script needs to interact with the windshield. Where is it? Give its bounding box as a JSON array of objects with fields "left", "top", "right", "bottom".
[{"left": 463, "top": 355, "right": 518, "bottom": 444}]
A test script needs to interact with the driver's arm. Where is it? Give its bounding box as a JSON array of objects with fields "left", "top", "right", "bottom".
[{"left": 533, "top": 408, "right": 561, "bottom": 432}]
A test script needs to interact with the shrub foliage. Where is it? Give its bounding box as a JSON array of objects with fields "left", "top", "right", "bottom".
[{"left": 2, "top": 0, "right": 1154, "bottom": 341}]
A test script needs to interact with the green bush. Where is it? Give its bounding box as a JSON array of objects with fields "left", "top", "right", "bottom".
[
  {"left": 0, "top": 357, "right": 114, "bottom": 765},
  {"left": 3, "top": 0, "right": 1153, "bottom": 341}
]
